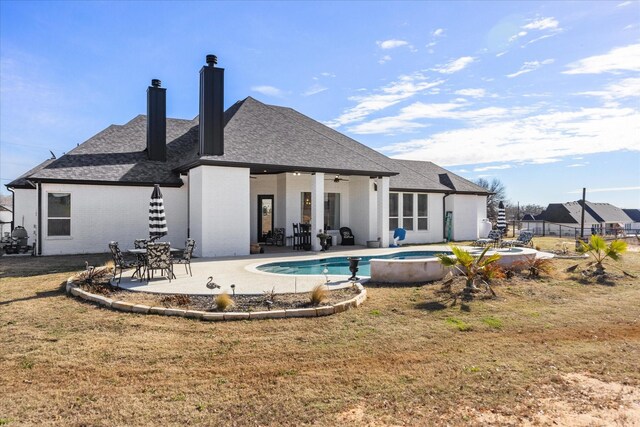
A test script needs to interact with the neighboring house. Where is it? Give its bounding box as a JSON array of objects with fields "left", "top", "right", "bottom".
[
  {"left": 622, "top": 209, "right": 640, "bottom": 232},
  {"left": 521, "top": 200, "right": 633, "bottom": 236},
  {"left": 6, "top": 55, "right": 489, "bottom": 257},
  {"left": 0, "top": 205, "right": 12, "bottom": 238}
]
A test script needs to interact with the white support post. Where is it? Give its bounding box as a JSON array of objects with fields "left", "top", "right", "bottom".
[
  {"left": 377, "top": 176, "right": 390, "bottom": 248},
  {"left": 311, "top": 172, "right": 325, "bottom": 251}
]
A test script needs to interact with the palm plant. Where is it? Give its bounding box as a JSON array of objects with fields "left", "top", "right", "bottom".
[
  {"left": 436, "top": 246, "right": 502, "bottom": 296},
  {"left": 577, "top": 235, "right": 627, "bottom": 275}
]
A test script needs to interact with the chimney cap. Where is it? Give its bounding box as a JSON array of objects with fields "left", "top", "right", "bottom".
[
  {"left": 206, "top": 54, "right": 218, "bottom": 67},
  {"left": 151, "top": 79, "right": 161, "bottom": 87}
]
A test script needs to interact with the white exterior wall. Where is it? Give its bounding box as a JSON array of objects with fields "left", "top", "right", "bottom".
[
  {"left": 189, "top": 166, "right": 250, "bottom": 257},
  {"left": 388, "top": 192, "right": 445, "bottom": 244},
  {"left": 444, "top": 194, "right": 486, "bottom": 241},
  {"left": 38, "top": 182, "right": 188, "bottom": 255},
  {"left": 348, "top": 176, "right": 376, "bottom": 244},
  {"left": 0, "top": 207, "right": 14, "bottom": 237}
]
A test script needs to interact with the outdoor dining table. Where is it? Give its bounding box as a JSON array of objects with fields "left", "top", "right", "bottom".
[{"left": 126, "top": 247, "right": 184, "bottom": 279}]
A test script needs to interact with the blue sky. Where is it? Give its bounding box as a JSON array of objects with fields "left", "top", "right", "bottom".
[{"left": 1, "top": 1, "right": 639, "bottom": 207}]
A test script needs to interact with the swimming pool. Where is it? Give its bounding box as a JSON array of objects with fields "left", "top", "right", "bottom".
[{"left": 256, "top": 250, "right": 450, "bottom": 276}]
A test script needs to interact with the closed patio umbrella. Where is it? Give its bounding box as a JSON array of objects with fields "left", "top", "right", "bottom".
[
  {"left": 149, "top": 184, "right": 168, "bottom": 240},
  {"left": 497, "top": 201, "right": 507, "bottom": 235}
]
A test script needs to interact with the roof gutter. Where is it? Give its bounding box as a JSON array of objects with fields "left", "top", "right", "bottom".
[{"left": 28, "top": 178, "right": 184, "bottom": 188}]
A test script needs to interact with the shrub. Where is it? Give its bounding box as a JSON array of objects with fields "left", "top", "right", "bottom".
[
  {"left": 215, "top": 292, "right": 234, "bottom": 311},
  {"left": 513, "top": 256, "right": 555, "bottom": 278},
  {"left": 437, "top": 245, "right": 501, "bottom": 296},
  {"left": 310, "top": 284, "right": 327, "bottom": 306},
  {"left": 160, "top": 294, "right": 191, "bottom": 307},
  {"left": 577, "top": 235, "right": 627, "bottom": 275}
]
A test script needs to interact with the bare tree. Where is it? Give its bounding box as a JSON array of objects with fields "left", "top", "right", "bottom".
[{"left": 475, "top": 178, "right": 507, "bottom": 221}]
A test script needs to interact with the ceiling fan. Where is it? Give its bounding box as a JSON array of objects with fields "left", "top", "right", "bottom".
[{"left": 326, "top": 174, "right": 349, "bottom": 183}]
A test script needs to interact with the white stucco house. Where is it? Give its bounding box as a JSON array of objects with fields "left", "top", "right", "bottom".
[{"left": 7, "top": 55, "right": 489, "bottom": 257}]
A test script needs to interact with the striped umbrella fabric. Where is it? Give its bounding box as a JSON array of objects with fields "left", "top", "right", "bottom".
[
  {"left": 497, "top": 201, "right": 507, "bottom": 234},
  {"left": 149, "top": 184, "right": 168, "bottom": 239}
]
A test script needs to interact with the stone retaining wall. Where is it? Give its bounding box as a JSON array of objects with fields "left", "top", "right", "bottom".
[{"left": 66, "top": 277, "right": 366, "bottom": 321}]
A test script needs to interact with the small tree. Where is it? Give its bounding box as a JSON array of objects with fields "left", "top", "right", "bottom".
[
  {"left": 437, "top": 246, "right": 502, "bottom": 296},
  {"left": 577, "top": 235, "right": 627, "bottom": 275}
]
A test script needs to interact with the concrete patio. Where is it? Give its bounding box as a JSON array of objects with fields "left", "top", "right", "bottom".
[{"left": 115, "top": 244, "right": 547, "bottom": 295}]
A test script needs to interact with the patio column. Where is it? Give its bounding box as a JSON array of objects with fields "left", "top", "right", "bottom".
[
  {"left": 311, "top": 172, "right": 325, "bottom": 251},
  {"left": 376, "top": 176, "right": 390, "bottom": 247}
]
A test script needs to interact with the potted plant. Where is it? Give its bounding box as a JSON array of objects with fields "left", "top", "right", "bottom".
[{"left": 316, "top": 230, "right": 330, "bottom": 251}]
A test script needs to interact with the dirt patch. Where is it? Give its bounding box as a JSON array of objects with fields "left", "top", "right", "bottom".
[{"left": 475, "top": 373, "right": 640, "bottom": 426}]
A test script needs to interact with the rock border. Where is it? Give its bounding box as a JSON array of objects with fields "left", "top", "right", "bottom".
[{"left": 65, "top": 277, "right": 366, "bottom": 321}]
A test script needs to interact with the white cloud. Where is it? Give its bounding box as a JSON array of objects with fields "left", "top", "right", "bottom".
[
  {"left": 433, "top": 56, "right": 475, "bottom": 74},
  {"left": 320, "top": 72, "right": 336, "bottom": 78},
  {"left": 507, "top": 59, "right": 554, "bottom": 78},
  {"left": 378, "top": 55, "right": 392, "bottom": 64},
  {"left": 567, "top": 163, "right": 588, "bottom": 167},
  {"left": 526, "top": 158, "right": 562, "bottom": 164},
  {"left": 563, "top": 43, "right": 640, "bottom": 74},
  {"left": 454, "top": 88, "right": 491, "bottom": 98},
  {"left": 617, "top": 1, "right": 632, "bottom": 6},
  {"left": 523, "top": 33, "right": 557, "bottom": 46},
  {"left": 347, "top": 100, "right": 509, "bottom": 134},
  {"left": 509, "top": 16, "right": 562, "bottom": 44},
  {"left": 377, "top": 39, "right": 409, "bottom": 49},
  {"left": 568, "top": 186, "right": 640, "bottom": 193},
  {"left": 380, "top": 106, "right": 640, "bottom": 166},
  {"left": 523, "top": 17, "right": 560, "bottom": 30},
  {"left": 473, "top": 164, "right": 512, "bottom": 172},
  {"left": 496, "top": 51, "right": 508, "bottom": 57},
  {"left": 302, "top": 84, "right": 328, "bottom": 96},
  {"left": 576, "top": 77, "right": 640, "bottom": 100},
  {"left": 432, "top": 28, "right": 445, "bottom": 37},
  {"left": 251, "top": 85, "right": 284, "bottom": 97},
  {"left": 325, "top": 74, "right": 444, "bottom": 128},
  {"left": 509, "top": 31, "right": 527, "bottom": 42}
]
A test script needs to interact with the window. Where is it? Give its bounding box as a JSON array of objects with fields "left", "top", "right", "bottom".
[
  {"left": 301, "top": 192, "right": 341, "bottom": 229},
  {"left": 324, "top": 193, "right": 340, "bottom": 230},
  {"left": 48, "top": 193, "right": 71, "bottom": 236},
  {"left": 389, "top": 193, "right": 398, "bottom": 230},
  {"left": 301, "top": 192, "right": 312, "bottom": 223},
  {"left": 403, "top": 193, "right": 414, "bottom": 230},
  {"left": 417, "top": 194, "right": 428, "bottom": 230}
]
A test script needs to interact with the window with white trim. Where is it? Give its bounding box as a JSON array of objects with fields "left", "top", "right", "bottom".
[
  {"left": 417, "top": 194, "right": 428, "bottom": 230},
  {"left": 48, "top": 193, "right": 71, "bottom": 236},
  {"left": 403, "top": 193, "right": 414, "bottom": 230},
  {"left": 389, "top": 193, "right": 398, "bottom": 230}
]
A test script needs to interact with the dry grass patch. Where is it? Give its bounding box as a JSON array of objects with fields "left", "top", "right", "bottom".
[{"left": 0, "top": 247, "right": 639, "bottom": 426}]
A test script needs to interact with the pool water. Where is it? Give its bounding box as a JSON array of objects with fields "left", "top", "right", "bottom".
[{"left": 257, "top": 250, "right": 450, "bottom": 277}]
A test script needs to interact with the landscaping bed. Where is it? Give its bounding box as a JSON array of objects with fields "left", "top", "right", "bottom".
[{"left": 78, "top": 279, "right": 361, "bottom": 312}]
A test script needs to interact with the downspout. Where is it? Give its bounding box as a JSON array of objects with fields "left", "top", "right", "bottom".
[
  {"left": 8, "top": 187, "right": 15, "bottom": 231},
  {"left": 442, "top": 192, "right": 452, "bottom": 240},
  {"left": 37, "top": 182, "right": 42, "bottom": 256}
]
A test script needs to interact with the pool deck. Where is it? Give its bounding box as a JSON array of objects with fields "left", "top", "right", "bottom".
[{"left": 115, "top": 244, "right": 547, "bottom": 295}]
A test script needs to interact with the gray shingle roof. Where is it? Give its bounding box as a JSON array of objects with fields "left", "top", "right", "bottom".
[
  {"left": 539, "top": 201, "right": 632, "bottom": 224},
  {"left": 623, "top": 209, "right": 640, "bottom": 222},
  {"left": 8, "top": 96, "right": 487, "bottom": 196},
  {"left": 6, "top": 158, "right": 56, "bottom": 188},
  {"left": 390, "top": 160, "right": 490, "bottom": 193},
  {"left": 177, "top": 97, "right": 397, "bottom": 176}
]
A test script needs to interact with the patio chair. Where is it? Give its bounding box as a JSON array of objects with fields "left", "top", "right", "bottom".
[
  {"left": 299, "top": 223, "right": 312, "bottom": 250},
  {"left": 266, "top": 228, "right": 285, "bottom": 246},
  {"left": 292, "top": 223, "right": 301, "bottom": 250},
  {"left": 500, "top": 231, "right": 534, "bottom": 248},
  {"left": 134, "top": 239, "right": 147, "bottom": 249},
  {"left": 339, "top": 227, "right": 355, "bottom": 246},
  {"left": 108, "top": 241, "right": 140, "bottom": 285},
  {"left": 473, "top": 230, "right": 502, "bottom": 248},
  {"left": 173, "top": 239, "right": 196, "bottom": 276},
  {"left": 146, "top": 242, "right": 175, "bottom": 282}
]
